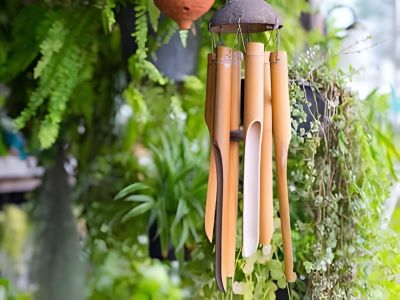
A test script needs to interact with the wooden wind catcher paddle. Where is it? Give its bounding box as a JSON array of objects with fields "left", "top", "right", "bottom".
[{"left": 203, "top": 0, "right": 297, "bottom": 292}]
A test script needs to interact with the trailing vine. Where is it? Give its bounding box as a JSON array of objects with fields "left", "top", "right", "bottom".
[{"left": 288, "top": 47, "right": 400, "bottom": 299}]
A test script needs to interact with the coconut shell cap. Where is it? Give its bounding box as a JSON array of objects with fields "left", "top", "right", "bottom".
[{"left": 210, "top": 0, "right": 282, "bottom": 33}]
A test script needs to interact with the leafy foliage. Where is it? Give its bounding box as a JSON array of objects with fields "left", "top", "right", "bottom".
[
  {"left": 4, "top": 8, "right": 99, "bottom": 149},
  {"left": 115, "top": 123, "right": 208, "bottom": 259},
  {"left": 88, "top": 243, "right": 181, "bottom": 300},
  {"left": 0, "top": 277, "right": 32, "bottom": 300},
  {"left": 129, "top": 0, "right": 166, "bottom": 85},
  {"left": 287, "top": 48, "right": 399, "bottom": 299}
]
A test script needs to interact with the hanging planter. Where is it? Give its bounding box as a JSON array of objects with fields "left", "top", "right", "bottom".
[
  {"left": 153, "top": 0, "right": 216, "bottom": 30},
  {"left": 298, "top": 85, "right": 327, "bottom": 134}
]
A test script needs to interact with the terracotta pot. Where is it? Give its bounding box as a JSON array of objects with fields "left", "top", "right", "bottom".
[
  {"left": 154, "top": 0, "right": 216, "bottom": 30},
  {"left": 154, "top": 0, "right": 215, "bottom": 30}
]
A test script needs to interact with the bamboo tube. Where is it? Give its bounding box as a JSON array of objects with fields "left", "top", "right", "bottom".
[
  {"left": 213, "top": 46, "right": 233, "bottom": 291},
  {"left": 260, "top": 51, "right": 274, "bottom": 246},
  {"left": 270, "top": 51, "right": 297, "bottom": 283},
  {"left": 204, "top": 53, "right": 217, "bottom": 242},
  {"left": 225, "top": 51, "right": 243, "bottom": 277},
  {"left": 243, "top": 42, "right": 264, "bottom": 258}
]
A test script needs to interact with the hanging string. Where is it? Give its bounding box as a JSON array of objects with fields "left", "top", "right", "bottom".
[
  {"left": 277, "top": 29, "right": 281, "bottom": 53},
  {"left": 237, "top": 17, "right": 246, "bottom": 53},
  {"left": 271, "top": 18, "right": 281, "bottom": 62},
  {"left": 217, "top": 31, "right": 224, "bottom": 46},
  {"left": 233, "top": 24, "right": 240, "bottom": 50},
  {"left": 275, "top": 19, "right": 281, "bottom": 60},
  {"left": 265, "top": 30, "right": 274, "bottom": 50},
  {"left": 245, "top": 24, "right": 251, "bottom": 44},
  {"left": 209, "top": 22, "right": 217, "bottom": 53}
]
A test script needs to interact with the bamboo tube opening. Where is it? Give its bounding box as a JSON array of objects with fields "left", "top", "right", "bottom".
[{"left": 243, "top": 42, "right": 264, "bottom": 258}]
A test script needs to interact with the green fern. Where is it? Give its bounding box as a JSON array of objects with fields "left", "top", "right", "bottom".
[
  {"left": 14, "top": 10, "right": 97, "bottom": 149},
  {"left": 100, "top": 0, "right": 116, "bottom": 32},
  {"left": 0, "top": 5, "right": 44, "bottom": 82},
  {"left": 130, "top": 0, "right": 166, "bottom": 85},
  {"left": 147, "top": 0, "right": 160, "bottom": 31}
]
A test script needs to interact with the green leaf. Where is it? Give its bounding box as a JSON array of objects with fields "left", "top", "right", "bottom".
[
  {"left": 172, "top": 199, "right": 188, "bottom": 228},
  {"left": 277, "top": 278, "right": 287, "bottom": 289},
  {"left": 114, "top": 182, "right": 150, "bottom": 200},
  {"left": 101, "top": 0, "right": 116, "bottom": 32},
  {"left": 176, "top": 220, "right": 189, "bottom": 251},
  {"left": 147, "top": 0, "right": 160, "bottom": 31},
  {"left": 122, "top": 202, "right": 153, "bottom": 222},
  {"left": 124, "top": 194, "right": 153, "bottom": 203},
  {"left": 270, "top": 268, "right": 284, "bottom": 280},
  {"left": 142, "top": 60, "right": 167, "bottom": 85},
  {"left": 269, "top": 259, "right": 282, "bottom": 271},
  {"left": 304, "top": 261, "right": 313, "bottom": 274},
  {"left": 179, "top": 30, "right": 189, "bottom": 48},
  {"left": 265, "top": 281, "right": 278, "bottom": 296}
]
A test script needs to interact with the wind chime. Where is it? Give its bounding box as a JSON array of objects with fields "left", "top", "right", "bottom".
[{"left": 203, "top": 0, "right": 297, "bottom": 292}]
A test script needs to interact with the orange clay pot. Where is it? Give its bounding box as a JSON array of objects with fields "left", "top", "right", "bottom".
[{"left": 154, "top": 0, "right": 216, "bottom": 30}]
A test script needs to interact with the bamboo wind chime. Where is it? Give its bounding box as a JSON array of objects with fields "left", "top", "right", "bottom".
[{"left": 204, "top": 0, "right": 297, "bottom": 292}]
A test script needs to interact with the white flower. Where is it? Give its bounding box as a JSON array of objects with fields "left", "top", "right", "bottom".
[
  {"left": 243, "top": 262, "right": 254, "bottom": 274},
  {"left": 263, "top": 244, "right": 272, "bottom": 257},
  {"left": 232, "top": 282, "right": 245, "bottom": 295}
]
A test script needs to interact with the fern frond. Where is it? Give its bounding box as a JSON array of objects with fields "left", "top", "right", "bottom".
[
  {"left": 34, "top": 20, "right": 67, "bottom": 79},
  {"left": 14, "top": 10, "right": 97, "bottom": 149},
  {"left": 132, "top": 1, "right": 148, "bottom": 60},
  {"left": 123, "top": 84, "right": 149, "bottom": 124},
  {"left": 130, "top": 0, "right": 166, "bottom": 85},
  {"left": 99, "top": 0, "right": 116, "bottom": 32}
]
